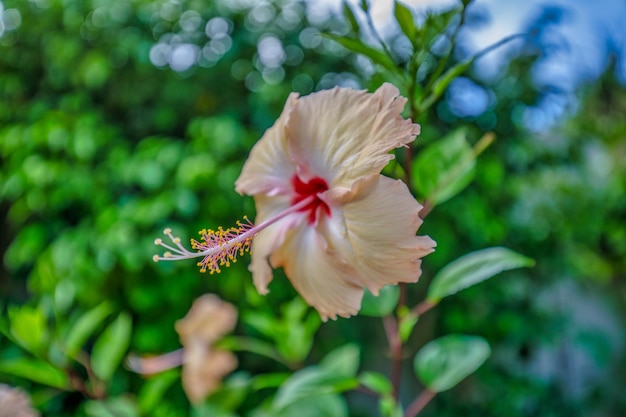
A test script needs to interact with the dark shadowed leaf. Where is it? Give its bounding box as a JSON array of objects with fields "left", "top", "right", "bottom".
[
  {"left": 360, "top": 285, "right": 399, "bottom": 317},
  {"left": 427, "top": 247, "right": 535, "bottom": 303}
]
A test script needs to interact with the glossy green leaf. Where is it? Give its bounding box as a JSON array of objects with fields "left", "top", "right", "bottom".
[
  {"left": 394, "top": 1, "right": 418, "bottom": 46},
  {"left": 0, "top": 357, "right": 69, "bottom": 389},
  {"left": 414, "top": 335, "right": 490, "bottom": 392},
  {"left": 427, "top": 247, "right": 535, "bottom": 303},
  {"left": 65, "top": 301, "right": 115, "bottom": 359},
  {"left": 320, "top": 344, "right": 360, "bottom": 377},
  {"left": 360, "top": 285, "right": 399, "bottom": 317},
  {"left": 91, "top": 312, "right": 132, "bottom": 382},
  {"left": 412, "top": 128, "right": 475, "bottom": 205},
  {"left": 272, "top": 367, "right": 358, "bottom": 412}
]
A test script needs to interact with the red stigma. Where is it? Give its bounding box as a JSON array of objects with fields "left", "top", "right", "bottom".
[{"left": 291, "top": 175, "right": 331, "bottom": 224}]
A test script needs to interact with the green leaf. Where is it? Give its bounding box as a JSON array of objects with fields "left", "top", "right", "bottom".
[
  {"left": 359, "top": 0, "right": 369, "bottom": 12},
  {"left": 342, "top": 1, "right": 360, "bottom": 34},
  {"left": 8, "top": 305, "right": 47, "bottom": 354},
  {"left": 251, "top": 372, "right": 291, "bottom": 390},
  {"left": 0, "top": 357, "right": 69, "bottom": 389},
  {"left": 358, "top": 372, "right": 393, "bottom": 395},
  {"left": 84, "top": 396, "right": 139, "bottom": 417},
  {"left": 138, "top": 369, "right": 179, "bottom": 414},
  {"left": 379, "top": 394, "right": 403, "bottom": 417},
  {"left": 206, "top": 373, "right": 250, "bottom": 411},
  {"left": 419, "top": 58, "right": 473, "bottom": 113},
  {"left": 320, "top": 344, "right": 360, "bottom": 377},
  {"left": 270, "top": 394, "right": 348, "bottom": 417},
  {"left": 427, "top": 247, "right": 535, "bottom": 303},
  {"left": 272, "top": 367, "right": 358, "bottom": 412},
  {"left": 91, "top": 312, "right": 132, "bottom": 382},
  {"left": 360, "top": 285, "right": 399, "bottom": 317},
  {"left": 394, "top": 1, "right": 418, "bottom": 46},
  {"left": 325, "top": 34, "right": 398, "bottom": 75},
  {"left": 398, "top": 312, "right": 419, "bottom": 342},
  {"left": 412, "top": 128, "right": 475, "bottom": 205},
  {"left": 65, "top": 301, "right": 115, "bottom": 359},
  {"left": 414, "top": 334, "right": 490, "bottom": 392}
]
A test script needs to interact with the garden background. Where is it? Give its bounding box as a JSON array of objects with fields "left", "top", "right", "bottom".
[{"left": 1, "top": 0, "right": 625, "bottom": 416}]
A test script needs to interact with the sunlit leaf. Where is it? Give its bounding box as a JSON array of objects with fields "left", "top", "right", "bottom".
[
  {"left": 8, "top": 305, "right": 47, "bottom": 354},
  {"left": 342, "top": 1, "right": 360, "bottom": 34},
  {"left": 394, "top": 1, "right": 418, "bottom": 47},
  {"left": 414, "top": 334, "right": 490, "bottom": 392},
  {"left": 91, "top": 312, "right": 132, "bottom": 382},
  {"left": 427, "top": 247, "right": 535, "bottom": 303},
  {"left": 0, "top": 357, "right": 69, "bottom": 389},
  {"left": 65, "top": 301, "right": 115, "bottom": 359},
  {"left": 412, "top": 128, "right": 475, "bottom": 205},
  {"left": 360, "top": 285, "right": 399, "bottom": 317}
]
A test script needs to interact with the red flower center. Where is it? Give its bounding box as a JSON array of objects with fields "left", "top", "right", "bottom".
[{"left": 291, "top": 175, "right": 331, "bottom": 224}]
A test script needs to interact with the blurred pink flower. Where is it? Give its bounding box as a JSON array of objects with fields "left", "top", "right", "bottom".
[
  {"left": 128, "top": 294, "right": 237, "bottom": 404},
  {"left": 0, "top": 384, "right": 38, "bottom": 417}
]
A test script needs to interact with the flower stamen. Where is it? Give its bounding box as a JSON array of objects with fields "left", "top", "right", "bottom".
[{"left": 153, "top": 195, "right": 318, "bottom": 274}]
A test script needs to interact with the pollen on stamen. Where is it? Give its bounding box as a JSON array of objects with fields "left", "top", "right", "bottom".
[{"left": 153, "top": 217, "right": 256, "bottom": 274}]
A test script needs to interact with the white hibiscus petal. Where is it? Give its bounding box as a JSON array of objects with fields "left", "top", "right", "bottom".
[
  {"left": 272, "top": 222, "right": 363, "bottom": 321},
  {"left": 322, "top": 176, "right": 436, "bottom": 294},
  {"left": 248, "top": 194, "right": 303, "bottom": 294},
  {"left": 286, "top": 83, "right": 419, "bottom": 190},
  {"left": 235, "top": 93, "right": 299, "bottom": 197}
]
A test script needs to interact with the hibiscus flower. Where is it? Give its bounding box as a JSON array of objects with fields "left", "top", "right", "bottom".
[
  {"left": 154, "top": 83, "right": 435, "bottom": 320},
  {"left": 127, "top": 294, "right": 238, "bottom": 404}
]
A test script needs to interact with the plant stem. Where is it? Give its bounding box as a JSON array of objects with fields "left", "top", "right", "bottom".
[
  {"left": 383, "top": 315, "right": 403, "bottom": 399},
  {"left": 411, "top": 300, "right": 437, "bottom": 317},
  {"left": 404, "top": 389, "right": 436, "bottom": 417}
]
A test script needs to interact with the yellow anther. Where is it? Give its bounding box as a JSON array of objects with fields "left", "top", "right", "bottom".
[
  {"left": 152, "top": 255, "right": 160, "bottom": 262},
  {"left": 154, "top": 238, "right": 162, "bottom": 245},
  {"left": 163, "top": 228, "right": 172, "bottom": 235}
]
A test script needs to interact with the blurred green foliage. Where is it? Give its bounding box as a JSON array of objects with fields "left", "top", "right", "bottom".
[{"left": 1, "top": 0, "right": 625, "bottom": 416}]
